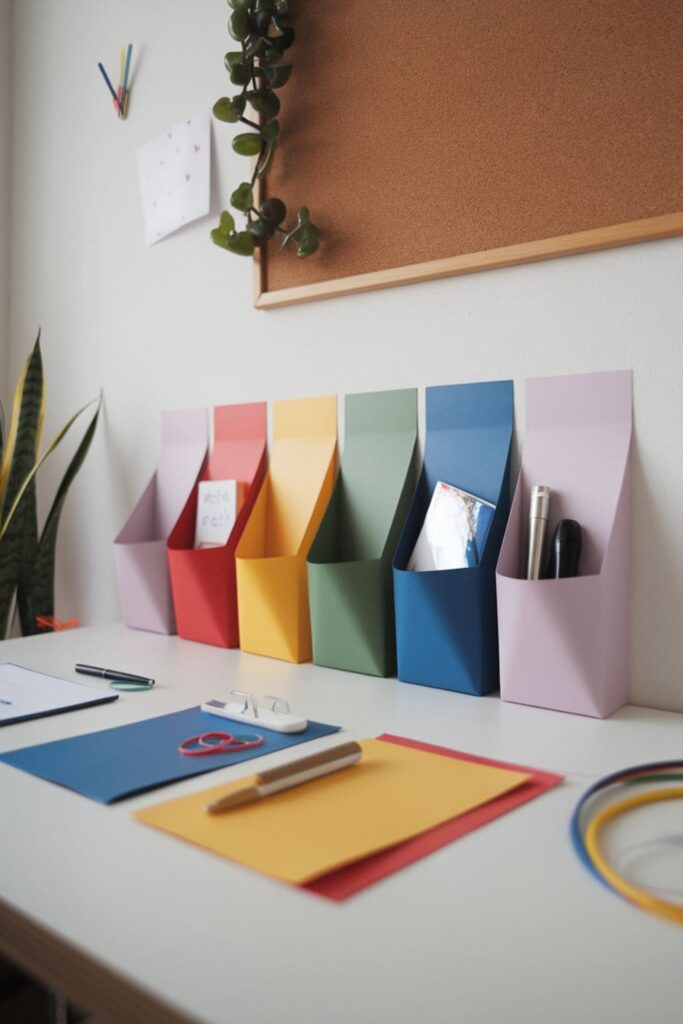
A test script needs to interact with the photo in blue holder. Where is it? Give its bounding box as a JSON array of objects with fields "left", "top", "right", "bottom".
[{"left": 407, "top": 481, "right": 496, "bottom": 571}]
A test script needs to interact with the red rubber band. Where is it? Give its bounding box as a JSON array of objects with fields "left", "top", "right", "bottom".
[{"left": 178, "top": 731, "right": 264, "bottom": 757}]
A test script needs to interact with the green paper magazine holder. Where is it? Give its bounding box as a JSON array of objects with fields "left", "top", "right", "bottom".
[{"left": 307, "top": 389, "right": 418, "bottom": 676}]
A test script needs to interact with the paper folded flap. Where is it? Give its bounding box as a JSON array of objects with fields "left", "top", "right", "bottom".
[
  {"left": 273, "top": 395, "right": 337, "bottom": 439},
  {"left": 155, "top": 409, "right": 209, "bottom": 537}
]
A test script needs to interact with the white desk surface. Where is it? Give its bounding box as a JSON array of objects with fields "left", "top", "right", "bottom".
[{"left": 1, "top": 624, "right": 682, "bottom": 1024}]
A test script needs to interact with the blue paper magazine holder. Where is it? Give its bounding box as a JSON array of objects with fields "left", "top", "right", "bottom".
[{"left": 393, "top": 380, "right": 513, "bottom": 694}]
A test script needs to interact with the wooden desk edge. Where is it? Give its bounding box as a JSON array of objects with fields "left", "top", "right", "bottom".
[{"left": 0, "top": 898, "right": 197, "bottom": 1024}]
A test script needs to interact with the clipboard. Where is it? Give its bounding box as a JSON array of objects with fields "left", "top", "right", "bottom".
[{"left": 0, "top": 663, "right": 118, "bottom": 726}]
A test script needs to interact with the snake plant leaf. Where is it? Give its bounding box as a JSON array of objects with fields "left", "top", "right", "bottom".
[
  {"left": 232, "top": 132, "right": 263, "bottom": 157},
  {"left": 230, "top": 182, "right": 254, "bottom": 212},
  {"left": 0, "top": 336, "right": 44, "bottom": 638},
  {"left": 246, "top": 90, "right": 280, "bottom": 120},
  {"left": 263, "top": 63, "right": 292, "bottom": 88},
  {"left": 0, "top": 396, "right": 100, "bottom": 547},
  {"left": 18, "top": 399, "right": 101, "bottom": 635},
  {"left": 229, "top": 8, "right": 251, "bottom": 41},
  {"left": 213, "top": 95, "right": 246, "bottom": 122}
]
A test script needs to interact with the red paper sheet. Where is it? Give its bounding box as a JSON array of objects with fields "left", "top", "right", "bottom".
[{"left": 305, "top": 734, "right": 563, "bottom": 901}]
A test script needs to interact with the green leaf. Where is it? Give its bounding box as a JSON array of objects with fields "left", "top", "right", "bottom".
[
  {"left": 231, "top": 182, "right": 254, "bottom": 212},
  {"left": 246, "top": 89, "right": 280, "bottom": 119},
  {"left": 264, "top": 63, "right": 292, "bottom": 88},
  {"left": 245, "top": 36, "right": 265, "bottom": 60},
  {"left": 275, "top": 26, "right": 295, "bottom": 49},
  {"left": 228, "top": 0, "right": 251, "bottom": 9},
  {"left": 260, "top": 197, "right": 287, "bottom": 224},
  {"left": 281, "top": 209, "right": 320, "bottom": 257},
  {"left": 229, "top": 8, "right": 251, "bottom": 41},
  {"left": 261, "top": 46, "right": 283, "bottom": 65},
  {"left": 232, "top": 132, "right": 264, "bottom": 156},
  {"left": 211, "top": 228, "right": 233, "bottom": 250},
  {"left": 218, "top": 210, "right": 236, "bottom": 235},
  {"left": 0, "top": 334, "right": 43, "bottom": 638},
  {"left": 18, "top": 399, "right": 101, "bottom": 634},
  {"left": 253, "top": 9, "right": 273, "bottom": 35},
  {"left": 274, "top": 0, "right": 290, "bottom": 15},
  {"left": 261, "top": 119, "right": 279, "bottom": 143},
  {"left": 256, "top": 142, "right": 276, "bottom": 177},
  {"left": 229, "top": 62, "right": 251, "bottom": 86},
  {"left": 212, "top": 95, "right": 246, "bottom": 123},
  {"left": 248, "top": 217, "right": 276, "bottom": 244},
  {"left": 227, "top": 231, "right": 256, "bottom": 256},
  {"left": 224, "top": 51, "right": 244, "bottom": 71},
  {"left": 295, "top": 223, "right": 321, "bottom": 257}
]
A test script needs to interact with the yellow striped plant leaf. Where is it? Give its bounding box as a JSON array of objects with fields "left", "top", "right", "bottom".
[{"left": 0, "top": 336, "right": 44, "bottom": 638}]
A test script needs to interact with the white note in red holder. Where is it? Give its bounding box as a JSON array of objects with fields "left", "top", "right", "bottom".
[{"left": 194, "top": 480, "right": 241, "bottom": 549}]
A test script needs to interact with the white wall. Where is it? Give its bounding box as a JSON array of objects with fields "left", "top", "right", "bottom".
[
  {"left": 7, "top": 0, "right": 683, "bottom": 712},
  {"left": 0, "top": 0, "right": 11, "bottom": 401}
]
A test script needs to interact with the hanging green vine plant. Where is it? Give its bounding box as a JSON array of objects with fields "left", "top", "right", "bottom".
[{"left": 211, "top": 0, "right": 320, "bottom": 259}]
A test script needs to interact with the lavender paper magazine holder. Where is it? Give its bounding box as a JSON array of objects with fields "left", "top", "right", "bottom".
[
  {"left": 496, "top": 370, "right": 632, "bottom": 718},
  {"left": 114, "top": 409, "right": 208, "bottom": 634}
]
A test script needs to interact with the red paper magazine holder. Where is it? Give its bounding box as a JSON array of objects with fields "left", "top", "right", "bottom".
[{"left": 167, "top": 403, "right": 267, "bottom": 647}]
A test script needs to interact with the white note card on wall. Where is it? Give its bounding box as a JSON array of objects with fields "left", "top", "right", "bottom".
[
  {"left": 136, "top": 112, "right": 211, "bottom": 246},
  {"left": 194, "top": 480, "right": 239, "bottom": 549}
]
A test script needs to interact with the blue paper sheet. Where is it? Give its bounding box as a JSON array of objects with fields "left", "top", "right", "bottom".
[{"left": 0, "top": 707, "right": 341, "bottom": 804}]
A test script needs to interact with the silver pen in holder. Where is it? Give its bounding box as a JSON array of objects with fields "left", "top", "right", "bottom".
[{"left": 526, "top": 485, "right": 551, "bottom": 580}]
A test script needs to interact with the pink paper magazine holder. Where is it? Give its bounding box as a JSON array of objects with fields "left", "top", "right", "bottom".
[
  {"left": 496, "top": 370, "right": 632, "bottom": 718},
  {"left": 114, "top": 409, "right": 208, "bottom": 634}
]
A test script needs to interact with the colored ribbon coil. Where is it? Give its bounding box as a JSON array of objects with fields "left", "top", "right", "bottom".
[{"left": 570, "top": 761, "right": 683, "bottom": 925}]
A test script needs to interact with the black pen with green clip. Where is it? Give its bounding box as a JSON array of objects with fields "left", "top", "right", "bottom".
[{"left": 75, "top": 664, "right": 155, "bottom": 690}]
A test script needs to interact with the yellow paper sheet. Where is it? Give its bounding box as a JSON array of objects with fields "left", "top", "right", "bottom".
[{"left": 135, "top": 740, "right": 530, "bottom": 885}]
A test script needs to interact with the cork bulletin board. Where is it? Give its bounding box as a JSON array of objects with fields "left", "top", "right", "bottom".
[{"left": 254, "top": 0, "right": 683, "bottom": 309}]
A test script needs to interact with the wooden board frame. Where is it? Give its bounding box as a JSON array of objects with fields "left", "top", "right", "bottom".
[
  {"left": 254, "top": 212, "right": 683, "bottom": 310},
  {"left": 247, "top": 2, "right": 683, "bottom": 310}
]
